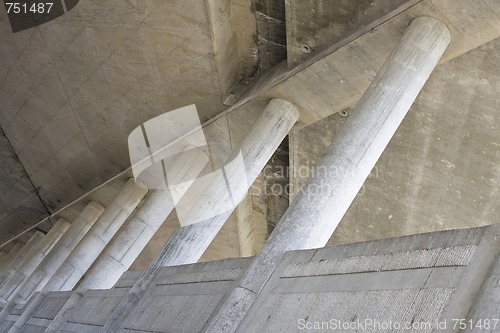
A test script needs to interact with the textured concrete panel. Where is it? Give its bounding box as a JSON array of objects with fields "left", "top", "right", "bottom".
[
  {"left": 247, "top": 289, "right": 454, "bottom": 333},
  {"left": 282, "top": 245, "right": 476, "bottom": 277},
  {"left": 465, "top": 255, "right": 500, "bottom": 333},
  {"left": 31, "top": 293, "right": 72, "bottom": 320},
  {"left": 126, "top": 294, "right": 224, "bottom": 332},
  {"left": 12, "top": 226, "right": 500, "bottom": 332}
]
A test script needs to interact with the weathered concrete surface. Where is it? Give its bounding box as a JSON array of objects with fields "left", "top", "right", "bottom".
[
  {"left": 99, "top": 98, "right": 298, "bottom": 332},
  {"left": 129, "top": 210, "right": 243, "bottom": 269},
  {"left": 42, "top": 179, "right": 147, "bottom": 292},
  {"left": 0, "top": 243, "right": 23, "bottom": 275},
  {"left": 1, "top": 0, "right": 499, "bottom": 250},
  {"left": 0, "top": 202, "right": 104, "bottom": 330},
  {"left": 13, "top": 202, "right": 104, "bottom": 303},
  {"left": 0, "top": 218, "right": 70, "bottom": 302},
  {"left": 202, "top": 16, "right": 451, "bottom": 333},
  {"left": 8, "top": 226, "right": 499, "bottom": 333},
  {"left": 465, "top": 252, "right": 500, "bottom": 333},
  {"left": 0, "top": 233, "right": 43, "bottom": 287},
  {"left": 0, "top": 0, "right": 231, "bottom": 239},
  {"left": 206, "top": 0, "right": 242, "bottom": 101},
  {"left": 0, "top": 128, "right": 47, "bottom": 245},
  {"left": 80, "top": 146, "right": 209, "bottom": 291},
  {"left": 286, "top": 0, "right": 420, "bottom": 67},
  {"left": 231, "top": 0, "right": 258, "bottom": 78},
  {"left": 291, "top": 37, "right": 500, "bottom": 246},
  {"left": 235, "top": 194, "right": 256, "bottom": 257},
  {"left": 240, "top": 226, "right": 500, "bottom": 333},
  {"left": 232, "top": 0, "right": 500, "bottom": 128},
  {"left": 254, "top": 0, "right": 287, "bottom": 74}
]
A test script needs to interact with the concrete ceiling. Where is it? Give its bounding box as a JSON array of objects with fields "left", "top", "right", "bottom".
[
  {"left": 0, "top": 0, "right": 243, "bottom": 244},
  {"left": 0, "top": 0, "right": 499, "bottom": 262}
]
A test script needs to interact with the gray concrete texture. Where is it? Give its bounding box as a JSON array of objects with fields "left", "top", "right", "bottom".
[
  {"left": 6, "top": 226, "right": 499, "bottom": 332},
  {"left": 290, "top": 36, "right": 500, "bottom": 246},
  {"left": 286, "top": 0, "right": 418, "bottom": 67},
  {"left": 0, "top": 219, "right": 70, "bottom": 302},
  {"left": 235, "top": 0, "right": 500, "bottom": 128},
  {"left": 202, "top": 15, "right": 452, "bottom": 333},
  {"left": 0, "top": 127, "right": 48, "bottom": 245},
  {"left": 0, "top": 0, "right": 240, "bottom": 239},
  {"left": 124, "top": 0, "right": 500, "bottom": 270},
  {"left": 0, "top": 0, "right": 498, "bottom": 254}
]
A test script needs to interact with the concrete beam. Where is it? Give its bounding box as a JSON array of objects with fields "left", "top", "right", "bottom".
[
  {"left": 99, "top": 98, "right": 299, "bottom": 332},
  {"left": 202, "top": 16, "right": 451, "bottom": 332}
]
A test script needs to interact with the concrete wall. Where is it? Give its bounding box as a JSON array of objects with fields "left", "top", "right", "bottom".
[{"left": 8, "top": 225, "right": 500, "bottom": 332}]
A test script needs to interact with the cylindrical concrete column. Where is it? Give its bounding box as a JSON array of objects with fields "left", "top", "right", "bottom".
[
  {"left": 42, "top": 179, "right": 147, "bottom": 292},
  {"left": 100, "top": 98, "right": 299, "bottom": 332},
  {"left": 0, "top": 219, "right": 70, "bottom": 302},
  {"left": 82, "top": 148, "right": 208, "bottom": 290},
  {"left": 43, "top": 154, "right": 209, "bottom": 332},
  {"left": 0, "top": 233, "right": 44, "bottom": 289},
  {"left": 202, "top": 16, "right": 451, "bottom": 333},
  {"left": 81, "top": 192, "right": 174, "bottom": 290},
  {"left": 0, "top": 202, "right": 104, "bottom": 326},
  {"left": 150, "top": 98, "right": 298, "bottom": 266}
]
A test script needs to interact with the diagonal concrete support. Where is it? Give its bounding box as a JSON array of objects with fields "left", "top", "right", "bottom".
[
  {"left": 0, "top": 202, "right": 104, "bottom": 330},
  {"left": 99, "top": 98, "right": 299, "bottom": 332},
  {"left": 0, "top": 233, "right": 43, "bottom": 288},
  {"left": 44, "top": 153, "right": 209, "bottom": 332},
  {"left": 0, "top": 218, "right": 70, "bottom": 302},
  {"left": 201, "top": 16, "right": 452, "bottom": 333},
  {"left": 80, "top": 150, "right": 209, "bottom": 291},
  {"left": 42, "top": 179, "right": 147, "bottom": 293}
]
